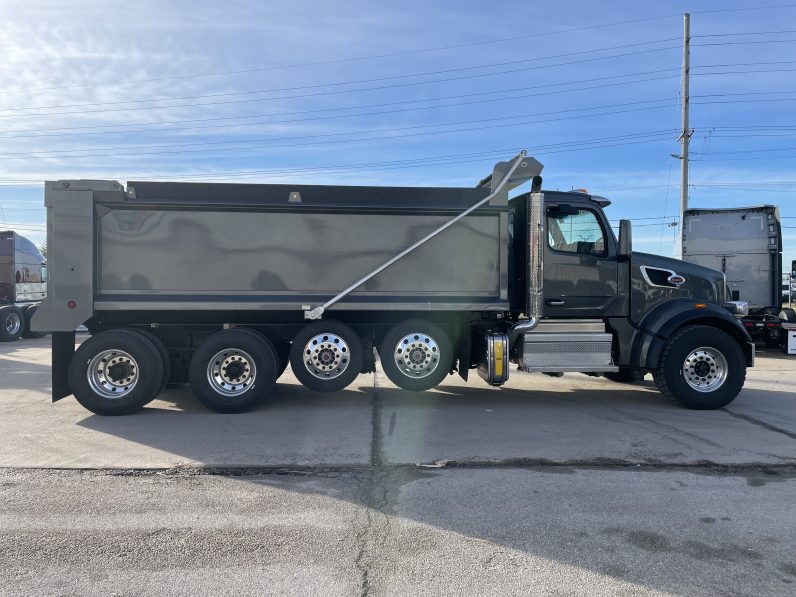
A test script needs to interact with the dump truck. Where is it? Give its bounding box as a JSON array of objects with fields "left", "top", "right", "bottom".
[
  {"left": 682, "top": 205, "right": 796, "bottom": 347},
  {"left": 32, "top": 152, "right": 754, "bottom": 415},
  {"left": 0, "top": 230, "right": 47, "bottom": 341}
]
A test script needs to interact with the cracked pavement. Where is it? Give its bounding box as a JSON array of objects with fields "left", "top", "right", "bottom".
[{"left": 0, "top": 337, "right": 795, "bottom": 596}]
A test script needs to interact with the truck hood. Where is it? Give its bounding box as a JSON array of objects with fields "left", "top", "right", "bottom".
[{"left": 630, "top": 252, "right": 726, "bottom": 321}]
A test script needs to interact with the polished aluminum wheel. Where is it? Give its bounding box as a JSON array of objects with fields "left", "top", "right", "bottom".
[
  {"left": 393, "top": 332, "right": 440, "bottom": 379},
  {"left": 5, "top": 311, "right": 21, "bottom": 336},
  {"left": 683, "top": 346, "right": 728, "bottom": 393},
  {"left": 206, "top": 348, "right": 257, "bottom": 397},
  {"left": 87, "top": 349, "right": 139, "bottom": 399},
  {"left": 303, "top": 333, "right": 350, "bottom": 380}
]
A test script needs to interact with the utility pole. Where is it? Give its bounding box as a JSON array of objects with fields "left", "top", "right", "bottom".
[{"left": 679, "top": 12, "right": 691, "bottom": 255}]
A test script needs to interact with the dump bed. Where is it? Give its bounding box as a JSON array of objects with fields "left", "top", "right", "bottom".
[{"left": 35, "top": 179, "right": 513, "bottom": 331}]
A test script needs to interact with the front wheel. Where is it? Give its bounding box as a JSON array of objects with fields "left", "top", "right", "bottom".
[
  {"left": 655, "top": 325, "right": 746, "bottom": 410},
  {"left": 379, "top": 319, "right": 453, "bottom": 392}
]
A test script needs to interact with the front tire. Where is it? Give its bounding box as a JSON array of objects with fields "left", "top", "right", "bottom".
[
  {"left": 68, "top": 330, "right": 164, "bottom": 416},
  {"left": 655, "top": 325, "right": 746, "bottom": 410},
  {"left": 0, "top": 306, "right": 24, "bottom": 342},
  {"left": 379, "top": 319, "right": 453, "bottom": 392},
  {"left": 189, "top": 328, "right": 278, "bottom": 413}
]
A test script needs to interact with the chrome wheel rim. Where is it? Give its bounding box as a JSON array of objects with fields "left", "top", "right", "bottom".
[
  {"left": 683, "top": 346, "right": 728, "bottom": 393},
  {"left": 207, "top": 348, "right": 256, "bottom": 397},
  {"left": 87, "top": 349, "right": 139, "bottom": 399},
  {"left": 5, "top": 312, "right": 21, "bottom": 336},
  {"left": 394, "top": 332, "right": 440, "bottom": 379},
  {"left": 303, "top": 333, "right": 350, "bottom": 380}
]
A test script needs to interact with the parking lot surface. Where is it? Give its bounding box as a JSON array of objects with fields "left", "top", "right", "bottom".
[{"left": 1, "top": 337, "right": 794, "bottom": 596}]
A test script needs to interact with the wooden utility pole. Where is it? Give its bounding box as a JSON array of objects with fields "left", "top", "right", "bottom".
[{"left": 679, "top": 12, "right": 691, "bottom": 254}]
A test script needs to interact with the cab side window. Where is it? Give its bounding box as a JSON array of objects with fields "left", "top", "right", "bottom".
[{"left": 547, "top": 208, "right": 607, "bottom": 256}]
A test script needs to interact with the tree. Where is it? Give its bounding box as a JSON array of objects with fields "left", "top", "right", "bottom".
[{"left": 39, "top": 242, "right": 47, "bottom": 260}]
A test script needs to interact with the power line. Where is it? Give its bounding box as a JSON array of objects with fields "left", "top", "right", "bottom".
[
  {"left": 0, "top": 38, "right": 682, "bottom": 114},
  {"left": 0, "top": 73, "right": 681, "bottom": 140},
  {"left": 694, "top": 29, "right": 796, "bottom": 37},
  {"left": 0, "top": 13, "right": 687, "bottom": 97},
  {"left": 0, "top": 46, "right": 682, "bottom": 120},
  {"left": 0, "top": 108, "right": 680, "bottom": 160}
]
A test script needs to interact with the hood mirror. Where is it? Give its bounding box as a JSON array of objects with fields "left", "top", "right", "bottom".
[{"left": 618, "top": 219, "right": 632, "bottom": 258}]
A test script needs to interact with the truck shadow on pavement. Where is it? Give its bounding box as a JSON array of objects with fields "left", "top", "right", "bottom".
[{"left": 70, "top": 374, "right": 796, "bottom": 595}]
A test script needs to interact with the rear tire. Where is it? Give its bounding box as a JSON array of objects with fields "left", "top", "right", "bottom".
[
  {"left": 379, "top": 319, "right": 453, "bottom": 392},
  {"left": 289, "top": 321, "right": 363, "bottom": 392},
  {"left": 189, "top": 328, "right": 278, "bottom": 413},
  {"left": 22, "top": 305, "right": 47, "bottom": 339},
  {"left": 68, "top": 330, "right": 164, "bottom": 416},
  {"left": 655, "top": 325, "right": 746, "bottom": 410},
  {"left": 779, "top": 308, "right": 796, "bottom": 323},
  {"left": 117, "top": 328, "right": 171, "bottom": 394},
  {"left": 0, "top": 306, "right": 24, "bottom": 342}
]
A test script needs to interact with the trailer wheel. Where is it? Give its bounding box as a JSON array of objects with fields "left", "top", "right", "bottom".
[
  {"left": 0, "top": 306, "right": 25, "bottom": 342},
  {"left": 68, "top": 330, "right": 165, "bottom": 416},
  {"left": 780, "top": 308, "right": 796, "bottom": 323},
  {"left": 189, "top": 328, "right": 278, "bottom": 413},
  {"left": 380, "top": 319, "right": 453, "bottom": 392},
  {"left": 289, "top": 321, "right": 363, "bottom": 392},
  {"left": 655, "top": 325, "right": 746, "bottom": 410},
  {"left": 117, "top": 329, "right": 171, "bottom": 394},
  {"left": 21, "top": 305, "right": 47, "bottom": 339}
]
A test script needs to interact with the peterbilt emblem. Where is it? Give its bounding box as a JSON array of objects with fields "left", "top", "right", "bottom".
[{"left": 668, "top": 274, "right": 686, "bottom": 286}]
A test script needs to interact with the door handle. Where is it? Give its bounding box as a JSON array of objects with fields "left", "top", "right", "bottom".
[{"left": 545, "top": 299, "right": 565, "bottom": 306}]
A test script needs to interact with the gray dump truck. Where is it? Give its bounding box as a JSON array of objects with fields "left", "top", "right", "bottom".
[
  {"left": 33, "top": 152, "right": 754, "bottom": 415},
  {"left": 0, "top": 230, "right": 47, "bottom": 341}
]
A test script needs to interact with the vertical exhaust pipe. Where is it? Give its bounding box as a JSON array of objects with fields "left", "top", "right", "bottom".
[{"left": 509, "top": 176, "right": 544, "bottom": 346}]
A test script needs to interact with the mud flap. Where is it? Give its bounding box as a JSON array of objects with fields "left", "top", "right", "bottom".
[{"left": 51, "top": 331, "right": 75, "bottom": 401}]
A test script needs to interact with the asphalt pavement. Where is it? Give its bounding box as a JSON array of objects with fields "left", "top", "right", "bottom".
[{"left": 0, "top": 336, "right": 794, "bottom": 596}]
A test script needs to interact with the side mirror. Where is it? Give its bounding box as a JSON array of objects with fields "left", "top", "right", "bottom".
[{"left": 618, "top": 219, "right": 632, "bottom": 258}]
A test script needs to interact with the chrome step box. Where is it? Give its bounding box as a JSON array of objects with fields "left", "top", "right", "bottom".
[{"left": 519, "top": 332, "right": 617, "bottom": 373}]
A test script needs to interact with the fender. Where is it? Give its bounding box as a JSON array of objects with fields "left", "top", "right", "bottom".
[{"left": 628, "top": 298, "right": 753, "bottom": 371}]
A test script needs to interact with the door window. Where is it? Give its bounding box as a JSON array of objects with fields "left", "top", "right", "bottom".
[{"left": 547, "top": 208, "right": 607, "bottom": 256}]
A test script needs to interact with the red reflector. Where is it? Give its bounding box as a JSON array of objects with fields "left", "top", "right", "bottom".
[
  {"left": 743, "top": 322, "right": 754, "bottom": 327},
  {"left": 766, "top": 323, "right": 778, "bottom": 328},
  {"left": 67, "top": 301, "right": 76, "bottom": 309}
]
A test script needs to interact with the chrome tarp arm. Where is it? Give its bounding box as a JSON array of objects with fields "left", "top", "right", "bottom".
[{"left": 304, "top": 151, "right": 539, "bottom": 319}]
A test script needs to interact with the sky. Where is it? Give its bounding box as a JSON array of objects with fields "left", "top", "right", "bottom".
[{"left": 0, "top": 0, "right": 795, "bottom": 273}]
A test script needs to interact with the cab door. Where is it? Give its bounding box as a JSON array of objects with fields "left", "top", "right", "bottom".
[{"left": 543, "top": 203, "right": 620, "bottom": 317}]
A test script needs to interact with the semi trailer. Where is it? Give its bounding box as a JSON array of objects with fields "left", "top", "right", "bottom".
[
  {"left": 682, "top": 205, "right": 796, "bottom": 347},
  {"left": 32, "top": 152, "right": 754, "bottom": 415},
  {"left": 0, "top": 230, "right": 47, "bottom": 341}
]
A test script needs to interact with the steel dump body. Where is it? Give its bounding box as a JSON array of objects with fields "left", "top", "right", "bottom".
[{"left": 36, "top": 180, "right": 511, "bottom": 332}]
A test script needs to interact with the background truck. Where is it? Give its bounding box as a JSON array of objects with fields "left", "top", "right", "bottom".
[
  {"left": 682, "top": 206, "right": 796, "bottom": 347},
  {"left": 0, "top": 230, "right": 48, "bottom": 341},
  {"left": 33, "top": 152, "right": 754, "bottom": 416}
]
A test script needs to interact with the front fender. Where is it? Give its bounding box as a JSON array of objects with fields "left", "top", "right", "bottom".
[{"left": 630, "top": 299, "right": 753, "bottom": 371}]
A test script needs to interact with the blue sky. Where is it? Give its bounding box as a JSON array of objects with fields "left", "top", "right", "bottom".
[{"left": 0, "top": 0, "right": 795, "bottom": 270}]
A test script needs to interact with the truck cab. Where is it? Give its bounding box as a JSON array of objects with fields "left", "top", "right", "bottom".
[{"left": 0, "top": 231, "right": 48, "bottom": 342}]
